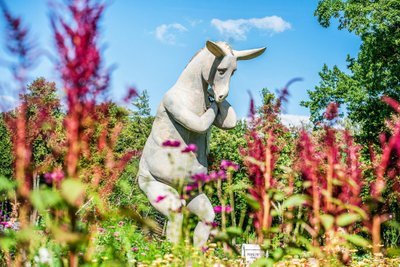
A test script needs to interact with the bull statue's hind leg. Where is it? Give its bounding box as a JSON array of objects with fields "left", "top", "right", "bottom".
[
  {"left": 138, "top": 175, "right": 185, "bottom": 244},
  {"left": 187, "top": 193, "right": 215, "bottom": 247}
]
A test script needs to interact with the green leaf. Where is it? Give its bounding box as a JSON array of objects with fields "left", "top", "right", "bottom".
[
  {"left": 250, "top": 257, "right": 273, "bottom": 267},
  {"left": 272, "top": 247, "right": 283, "bottom": 260},
  {"left": 213, "top": 232, "right": 229, "bottom": 242},
  {"left": 320, "top": 214, "right": 334, "bottom": 230},
  {"left": 0, "top": 176, "right": 15, "bottom": 192},
  {"left": 387, "top": 248, "right": 400, "bottom": 257},
  {"left": 226, "top": 227, "right": 243, "bottom": 237},
  {"left": 31, "top": 189, "right": 62, "bottom": 212},
  {"left": 244, "top": 194, "right": 261, "bottom": 210},
  {"left": 0, "top": 237, "right": 16, "bottom": 251},
  {"left": 341, "top": 234, "right": 370, "bottom": 248},
  {"left": 273, "top": 191, "right": 285, "bottom": 201},
  {"left": 336, "top": 213, "right": 361, "bottom": 227},
  {"left": 282, "top": 194, "right": 308, "bottom": 209},
  {"left": 61, "top": 179, "right": 85, "bottom": 206}
]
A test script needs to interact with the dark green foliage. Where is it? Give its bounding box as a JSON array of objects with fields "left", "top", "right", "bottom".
[
  {"left": 209, "top": 121, "right": 250, "bottom": 229},
  {"left": 303, "top": 0, "right": 400, "bottom": 143},
  {"left": 0, "top": 116, "right": 12, "bottom": 178},
  {"left": 111, "top": 89, "right": 158, "bottom": 219},
  {"left": 116, "top": 90, "right": 154, "bottom": 154}
]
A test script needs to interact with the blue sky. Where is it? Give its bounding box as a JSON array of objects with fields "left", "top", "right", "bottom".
[{"left": 0, "top": 0, "right": 361, "bottom": 120}]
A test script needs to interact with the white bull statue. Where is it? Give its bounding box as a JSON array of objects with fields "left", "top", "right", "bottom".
[{"left": 137, "top": 41, "right": 266, "bottom": 247}]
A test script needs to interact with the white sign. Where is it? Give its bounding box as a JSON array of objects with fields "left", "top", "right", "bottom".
[{"left": 241, "top": 244, "right": 268, "bottom": 266}]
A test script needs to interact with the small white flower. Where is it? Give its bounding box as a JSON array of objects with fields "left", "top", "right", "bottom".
[{"left": 38, "top": 247, "right": 52, "bottom": 264}]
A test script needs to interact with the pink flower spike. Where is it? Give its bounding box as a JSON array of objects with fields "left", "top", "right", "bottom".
[
  {"left": 155, "top": 195, "right": 167, "bottom": 203},
  {"left": 123, "top": 87, "right": 138, "bottom": 103},
  {"left": 162, "top": 140, "right": 181, "bottom": 147},
  {"left": 131, "top": 247, "right": 139, "bottom": 251},
  {"left": 181, "top": 143, "right": 198, "bottom": 153}
]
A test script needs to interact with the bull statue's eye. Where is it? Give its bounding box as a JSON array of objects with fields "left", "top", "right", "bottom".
[{"left": 218, "top": 68, "right": 227, "bottom": 75}]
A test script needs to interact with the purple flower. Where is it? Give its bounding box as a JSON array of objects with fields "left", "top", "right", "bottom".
[
  {"left": 155, "top": 195, "right": 167, "bottom": 203},
  {"left": 162, "top": 140, "right": 181, "bottom": 147},
  {"left": 220, "top": 160, "right": 240, "bottom": 171},
  {"left": 131, "top": 247, "right": 139, "bottom": 251},
  {"left": 191, "top": 173, "right": 209, "bottom": 182},
  {"left": 201, "top": 246, "right": 209, "bottom": 252},
  {"left": 181, "top": 143, "right": 198, "bottom": 153}
]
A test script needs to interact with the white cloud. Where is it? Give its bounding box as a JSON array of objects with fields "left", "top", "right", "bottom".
[
  {"left": 211, "top": 16, "right": 291, "bottom": 41},
  {"left": 0, "top": 95, "right": 18, "bottom": 111},
  {"left": 188, "top": 19, "right": 203, "bottom": 27},
  {"left": 0, "top": 95, "right": 17, "bottom": 104},
  {"left": 154, "top": 23, "right": 188, "bottom": 45},
  {"left": 280, "top": 114, "right": 310, "bottom": 128}
]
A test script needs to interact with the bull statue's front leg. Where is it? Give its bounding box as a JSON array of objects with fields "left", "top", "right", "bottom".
[{"left": 214, "top": 100, "right": 237, "bottom": 129}]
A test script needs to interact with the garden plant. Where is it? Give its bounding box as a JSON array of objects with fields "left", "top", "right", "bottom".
[{"left": 0, "top": 0, "right": 400, "bottom": 266}]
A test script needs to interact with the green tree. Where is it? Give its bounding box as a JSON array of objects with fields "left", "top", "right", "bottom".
[
  {"left": 302, "top": 0, "right": 400, "bottom": 143},
  {"left": 3, "top": 78, "right": 64, "bottom": 181}
]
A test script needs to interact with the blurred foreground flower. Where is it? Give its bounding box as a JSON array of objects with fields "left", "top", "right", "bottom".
[
  {"left": 214, "top": 205, "right": 232, "bottom": 213},
  {"left": 162, "top": 140, "right": 181, "bottom": 147},
  {"left": 181, "top": 143, "right": 197, "bottom": 153},
  {"left": 220, "top": 160, "right": 239, "bottom": 171}
]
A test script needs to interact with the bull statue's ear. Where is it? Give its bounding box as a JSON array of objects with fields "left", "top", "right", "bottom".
[
  {"left": 206, "top": 40, "right": 226, "bottom": 58},
  {"left": 234, "top": 47, "right": 266, "bottom": 60}
]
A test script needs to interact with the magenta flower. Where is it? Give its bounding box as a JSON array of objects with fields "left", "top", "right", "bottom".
[
  {"left": 214, "top": 206, "right": 222, "bottom": 213},
  {"left": 97, "top": 227, "right": 105, "bottom": 233},
  {"left": 162, "top": 140, "right": 181, "bottom": 147},
  {"left": 209, "top": 170, "right": 226, "bottom": 181},
  {"left": 181, "top": 143, "right": 198, "bottom": 153},
  {"left": 213, "top": 205, "right": 232, "bottom": 213},
  {"left": 44, "top": 170, "right": 65, "bottom": 184},
  {"left": 220, "top": 160, "right": 240, "bottom": 171},
  {"left": 191, "top": 173, "right": 209, "bottom": 182},
  {"left": 131, "top": 247, "right": 139, "bottom": 251},
  {"left": 185, "top": 183, "right": 199, "bottom": 192},
  {"left": 155, "top": 195, "right": 167, "bottom": 203},
  {"left": 0, "top": 221, "right": 12, "bottom": 229}
]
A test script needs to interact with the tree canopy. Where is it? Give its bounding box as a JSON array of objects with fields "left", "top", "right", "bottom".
[{"left": 302, "top": 0, "right": 400, "bottom": 142}]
